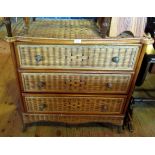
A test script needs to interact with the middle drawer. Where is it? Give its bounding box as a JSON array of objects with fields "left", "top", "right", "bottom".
[{"left": 20, "top": 72, "right": 132, "bottom": 94}]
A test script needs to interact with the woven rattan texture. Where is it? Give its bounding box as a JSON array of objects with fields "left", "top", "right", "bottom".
[
  {"left": 21, "top": 73, "right": 131, "bottom": 93},
  {"left": 22, "top": 113, "right": 124, "bottom": 126},
  {"left": 14, "top": 19, "right": 101, "bottom": 39},
  {"left": 24, "top": 95, "right": 125, "bottom": 114},
  {"left": 17, "top": 45, "right": 140, "bottom": 70}
]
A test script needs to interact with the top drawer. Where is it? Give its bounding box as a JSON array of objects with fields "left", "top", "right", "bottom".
[{"left": 16, "top": 44, "right": 140, "bottom": 70}]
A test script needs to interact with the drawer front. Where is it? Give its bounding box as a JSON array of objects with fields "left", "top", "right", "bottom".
[
  {"left": 21, "top": 73, "right": 132, "bottom": 94},
  {"left": 23, "top": 113, "right": 124, "bottom": 126},
  {"left": 23, "top": 94, "right": 126, "bottom": 114},
  {"left": 17, "top": 44, "right": 140, "bottom": 70}
]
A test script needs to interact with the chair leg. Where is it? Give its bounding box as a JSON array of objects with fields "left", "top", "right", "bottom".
[{"left": 3, "top": 17, "right": 12, "bottom": 37}]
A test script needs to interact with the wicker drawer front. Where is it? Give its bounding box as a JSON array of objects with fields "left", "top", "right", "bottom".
[
  {"left": 23, "top": 113, "right": 124, "bottom": 126},
  {"left": 17, "top": 45, "right": 140, "bottom": 70},
  {"left": 23, "top": 95, "right": 126, "bottom": 114},
  {"left": 21, "top": 73, "right": 131, "bottom": 94}
]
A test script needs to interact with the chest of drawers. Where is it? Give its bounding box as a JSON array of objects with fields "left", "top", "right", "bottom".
[{"left": 6, "top": 18, "right": 154, "bottom": 132}]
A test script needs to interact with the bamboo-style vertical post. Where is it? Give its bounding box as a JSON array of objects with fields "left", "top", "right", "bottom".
[
  {"left": 3, "top": 17, "right": 12, "bottom": 37},
  {"left": 23, "top": 17, "right": 30, "bottom": 33},
  {"left": 97, "top": 17, "right": 111, "bottom": 38}
]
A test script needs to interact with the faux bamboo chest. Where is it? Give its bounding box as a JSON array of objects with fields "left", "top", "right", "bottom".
[{"left": 5, "top": 18, "right": 154, "bottom": 132}]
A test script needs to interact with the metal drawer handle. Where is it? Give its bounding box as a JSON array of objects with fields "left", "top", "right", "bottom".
[
  {"left": 35, "top": 55, "right": 44, "bottom": 63},
  {"left": 106, "top": 83, "right": 113, "bottom": 88},
  {"left": 38, "top": 81, "right": 46, "bottom": 89},
  {"left": 112, "top": 56, "right": 120, "bottom": 63},
  {"left": 39, "top": 103, "right": 47, "bottom": 111},
  {"left": 101, "top": 105, "right": 108, "bottom": 112}
]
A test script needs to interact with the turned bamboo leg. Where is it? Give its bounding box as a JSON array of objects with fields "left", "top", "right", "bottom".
[
  {"left": 23, "top": 17, "right": 30, "bottom": 34},
  {"left": 124, "top": 97, "right": 134, "bottom": 132},
  {"left": 3, "top": 17, "right": 12, "bottom": 37},
  {"left": 22, "top": 123, "right": 27, "bottom": 132},
  {"left": 97, "top": 17, "right": 111, "bottom": 38}
]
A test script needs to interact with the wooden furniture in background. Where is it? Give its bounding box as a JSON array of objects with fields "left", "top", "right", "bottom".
[
  {"left": 2, "top": 17, "right": 146, "bottom": 38},
  {"left": 98, "top": 17, "right": 147, "bottom": 38},
  {"left": 4, "top": 18, "right": 153, "bottom": 132},
  {"left": 109, "top": 17, "right": 147, "bottom": 37}
]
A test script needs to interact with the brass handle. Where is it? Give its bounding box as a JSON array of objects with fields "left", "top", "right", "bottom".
[
  {"left": 101, "top": 105, "right": 108, "bottom": 112},
  {"left": 106, "top": 83, "right": 112, "bottom": 88},
  {"left": 39, "top": 103, "right": 47, "bottom": 111},
  {"left": 38, "top": 81, "right": 46, "bottom": 89},
  {"left": 35, "top": 55, "right": 44, "bottom": 63},
  {"left": 112, "top": 56, "right": 119, "bottom": 63}
]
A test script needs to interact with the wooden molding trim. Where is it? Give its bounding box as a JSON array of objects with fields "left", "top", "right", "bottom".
[{"left": 5, "top": 36, "right": 16, "bottom": 42}]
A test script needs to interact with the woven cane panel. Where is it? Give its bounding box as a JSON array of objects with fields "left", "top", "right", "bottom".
[
  {"left": 17, "top": 45, "right": 140, "bottom": 70},
  {"left": 24, "top": 95, "right": 125, "bottom": 114},
  {"left": 22, "top": 113, "right": 124, "bottom": 126},
  {"left": 14, "top": 19, "right": 101, "bottom": 39},
  {"left": 21, "top": 73, "right": 131, "bottom": 93}
]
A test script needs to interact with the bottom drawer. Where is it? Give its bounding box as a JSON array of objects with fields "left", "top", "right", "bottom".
[
  {"left": 22, "top": 113, "right": 124, "bottom": 126},
  {"left": 23, "top": 94, "right": 126, "bottom": 115}
]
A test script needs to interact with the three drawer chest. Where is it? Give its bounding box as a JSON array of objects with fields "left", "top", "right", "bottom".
[{"left": 5, "top": 18, "right": 154, "bottom": 132}]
